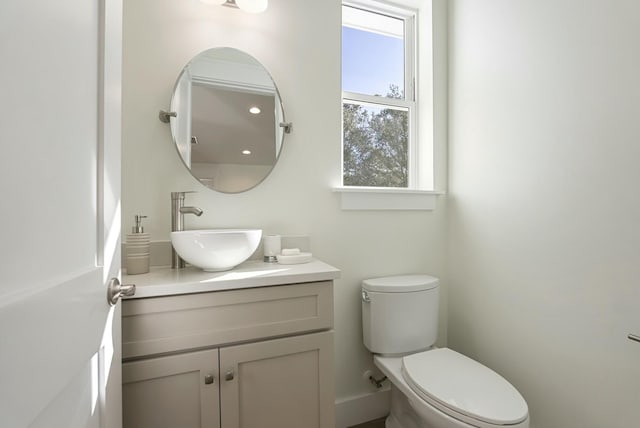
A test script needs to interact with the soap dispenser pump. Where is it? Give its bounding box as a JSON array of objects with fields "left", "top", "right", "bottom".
[
  {"left": 132, "top": 215, "right": 147, "bottom": 233},
  {"left": 126, "top": 215, "right": 150, "bottom": 275}
]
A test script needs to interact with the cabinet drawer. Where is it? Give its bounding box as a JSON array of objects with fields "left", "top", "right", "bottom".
[{"left": 122, "top": 281, "right": 333, "bottom": 359}]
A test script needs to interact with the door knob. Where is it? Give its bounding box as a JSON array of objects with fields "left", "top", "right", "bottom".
[
  {"left": 225, "top": 369, "right": 235, "bottom": 381},
  {"left": 107, "top": 278, "right": 136, "bottom": 306}
]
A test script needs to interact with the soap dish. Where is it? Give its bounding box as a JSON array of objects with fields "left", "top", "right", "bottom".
[{"left": 277, "top": 252, "right": 312, "bottom": 265}]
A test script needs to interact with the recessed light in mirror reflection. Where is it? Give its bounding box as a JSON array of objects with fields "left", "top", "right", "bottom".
[
  {"left": 249, "top": 106, "right": 261, "bottom": 114},
  {"left": 242, "top": 150, "right": 252, "bottom": 155}
]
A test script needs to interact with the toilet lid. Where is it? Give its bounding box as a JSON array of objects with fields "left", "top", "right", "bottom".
[
  {"left": 402, "top": 348, "right": 528, "bottom": 425},
  {"left": 362, "top": 275, "right": 439, "bottom": 293}
]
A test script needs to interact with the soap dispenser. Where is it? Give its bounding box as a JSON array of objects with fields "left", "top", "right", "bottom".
[{"left": 126, "top": 215, "right": 150, "bottom": 275}]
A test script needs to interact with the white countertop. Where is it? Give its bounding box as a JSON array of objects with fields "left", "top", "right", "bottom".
[{"left": 123, "top": 258, "right": 341, "bottom": 299}]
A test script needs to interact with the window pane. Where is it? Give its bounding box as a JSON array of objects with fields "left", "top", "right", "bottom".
[
  {"left": 343, "top": 101, "right": 408, "bottom": 187},
  {"left": 342, "top": 6, "right": 404, "bottom": 99}
]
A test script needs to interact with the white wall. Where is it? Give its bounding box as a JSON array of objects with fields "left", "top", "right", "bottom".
[
  {"left": 122, "top": 0, "right": 447, "bottom": 418},
  {"left": 448, "top": 1, "right": 640, "bottom": 427}
]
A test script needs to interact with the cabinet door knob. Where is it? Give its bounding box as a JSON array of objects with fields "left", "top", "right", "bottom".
[
  {"left": 225, "top": 369, "right": 235, "bottom": 381},
  {"left": 204, "top": 374, "right": 215, "bottom": 385}
]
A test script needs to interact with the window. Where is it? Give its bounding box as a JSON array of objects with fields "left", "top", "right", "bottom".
[{"left": 342, "top": 1, "right": 416, "bottom": 188}]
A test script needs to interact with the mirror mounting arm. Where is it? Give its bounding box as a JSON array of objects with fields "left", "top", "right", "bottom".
[
  {"left": 279, "top": 122, "right": 293, "bottom": 134},
  {"left": 159, "top": 110, "right": 177, "bottom": 123}
]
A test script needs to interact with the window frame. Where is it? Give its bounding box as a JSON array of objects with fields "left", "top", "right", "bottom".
[{"left": 341, "top": 0, "right": 418, "bottom": 189}]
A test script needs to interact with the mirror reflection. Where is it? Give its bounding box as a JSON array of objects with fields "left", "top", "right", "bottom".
[{"left": 169, "top": 48, "right": 285, "bottom": 193}]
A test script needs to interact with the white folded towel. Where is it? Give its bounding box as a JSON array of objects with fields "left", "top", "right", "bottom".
[{"left": 281, "top": 248, "right": 301, "bottom": 256}]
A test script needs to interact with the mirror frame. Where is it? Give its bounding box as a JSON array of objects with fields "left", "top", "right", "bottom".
[{"left": 167, "top": 47, "right": 289, "bottom": 194}]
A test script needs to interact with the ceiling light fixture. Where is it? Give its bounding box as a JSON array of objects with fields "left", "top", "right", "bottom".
[
  {"left": 249, "top": 106, "right": 261, "bottom": 115},
  {"left": 234, "top": 0, "right": 268, "bottom": 13},
  {"left": 201, "top": 0, "right": 268, "bottom": 14},
  {"left": 242, "top": 150, "right": 252, "bottom": 155}
]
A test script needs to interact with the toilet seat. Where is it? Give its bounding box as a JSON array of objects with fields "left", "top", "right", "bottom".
[{"left": 402, "top": 348, "right": 528, "bottom": 426}]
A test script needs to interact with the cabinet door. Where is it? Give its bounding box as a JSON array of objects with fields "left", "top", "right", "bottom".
[
  {"left": 220, "top": 331, "right": 334, "bottom": 428},
  {"left": 122, "top": 349, "right": 220, "bottom": 428}
]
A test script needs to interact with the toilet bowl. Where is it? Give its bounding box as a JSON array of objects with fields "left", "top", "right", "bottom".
[{"left": 362, "top": 275, "right": 529, "bottom": 428}]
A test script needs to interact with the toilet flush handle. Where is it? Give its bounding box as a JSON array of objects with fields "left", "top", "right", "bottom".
[{"left": 362, "top": 290, "right": 371, "bottom": 303}]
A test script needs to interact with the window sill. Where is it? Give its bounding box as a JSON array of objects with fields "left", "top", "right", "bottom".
[{"left": 333, "top": 187, "right": 444, "bottom": 211}]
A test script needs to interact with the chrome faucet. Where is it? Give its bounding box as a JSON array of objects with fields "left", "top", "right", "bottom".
[{"left": 171, "top": 191, "right": 203, "bottom": 268}]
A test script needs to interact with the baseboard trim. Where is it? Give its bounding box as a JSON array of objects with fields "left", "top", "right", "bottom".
[{"left": 335, "top": 389, "right": 390, "bottom": 428}]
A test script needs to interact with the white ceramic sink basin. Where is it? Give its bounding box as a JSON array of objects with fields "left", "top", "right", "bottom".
[{"left": 171, "top": 229, "right": 262, "bottom": 272}]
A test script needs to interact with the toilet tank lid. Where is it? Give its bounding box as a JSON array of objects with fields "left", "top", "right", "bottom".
[{"left": 362, "top": 275, "right": 439, "bottom": 292}]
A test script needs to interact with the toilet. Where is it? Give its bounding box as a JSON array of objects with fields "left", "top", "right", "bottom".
[{"left": 362, "top": 275, "right": 529, "bottom": 428}]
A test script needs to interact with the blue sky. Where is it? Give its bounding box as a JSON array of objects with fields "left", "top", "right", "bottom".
[{"left": 342, "top": 26, "right": 404, "bottom": 97}]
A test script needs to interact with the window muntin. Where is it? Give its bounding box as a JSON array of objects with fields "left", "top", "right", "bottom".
[{"left": 341, "top": 1, "right": 416, "bottom": 188}]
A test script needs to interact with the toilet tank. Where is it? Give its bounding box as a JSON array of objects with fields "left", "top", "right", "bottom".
[{"left": 362, "top": 275, "right": 439, "bottom": 355}]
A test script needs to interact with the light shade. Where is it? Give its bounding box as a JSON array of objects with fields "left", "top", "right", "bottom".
[{"left": 235, "top": 0, "right": 268, "bottom": 14}]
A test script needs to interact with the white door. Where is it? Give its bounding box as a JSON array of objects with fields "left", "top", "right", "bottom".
[{"left": 0, "top": 0, "right": 123, "bottom": 427}]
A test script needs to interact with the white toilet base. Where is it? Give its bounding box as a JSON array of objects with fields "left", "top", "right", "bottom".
[{"left": 385, "top": 384, "right": 423, "bottom": 428}]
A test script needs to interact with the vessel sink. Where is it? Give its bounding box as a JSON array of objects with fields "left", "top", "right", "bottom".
[{"left": 170, "top": 229, "right": 262, "bottom": 272}]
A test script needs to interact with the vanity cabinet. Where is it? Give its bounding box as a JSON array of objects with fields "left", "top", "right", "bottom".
[{"left": 121, "top": 279, "right": 335, "bottom": 428}]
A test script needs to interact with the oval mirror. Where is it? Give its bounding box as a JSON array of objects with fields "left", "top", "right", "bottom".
[{"left": 167, "top": 48, "right": 287, "bottom": 193}]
